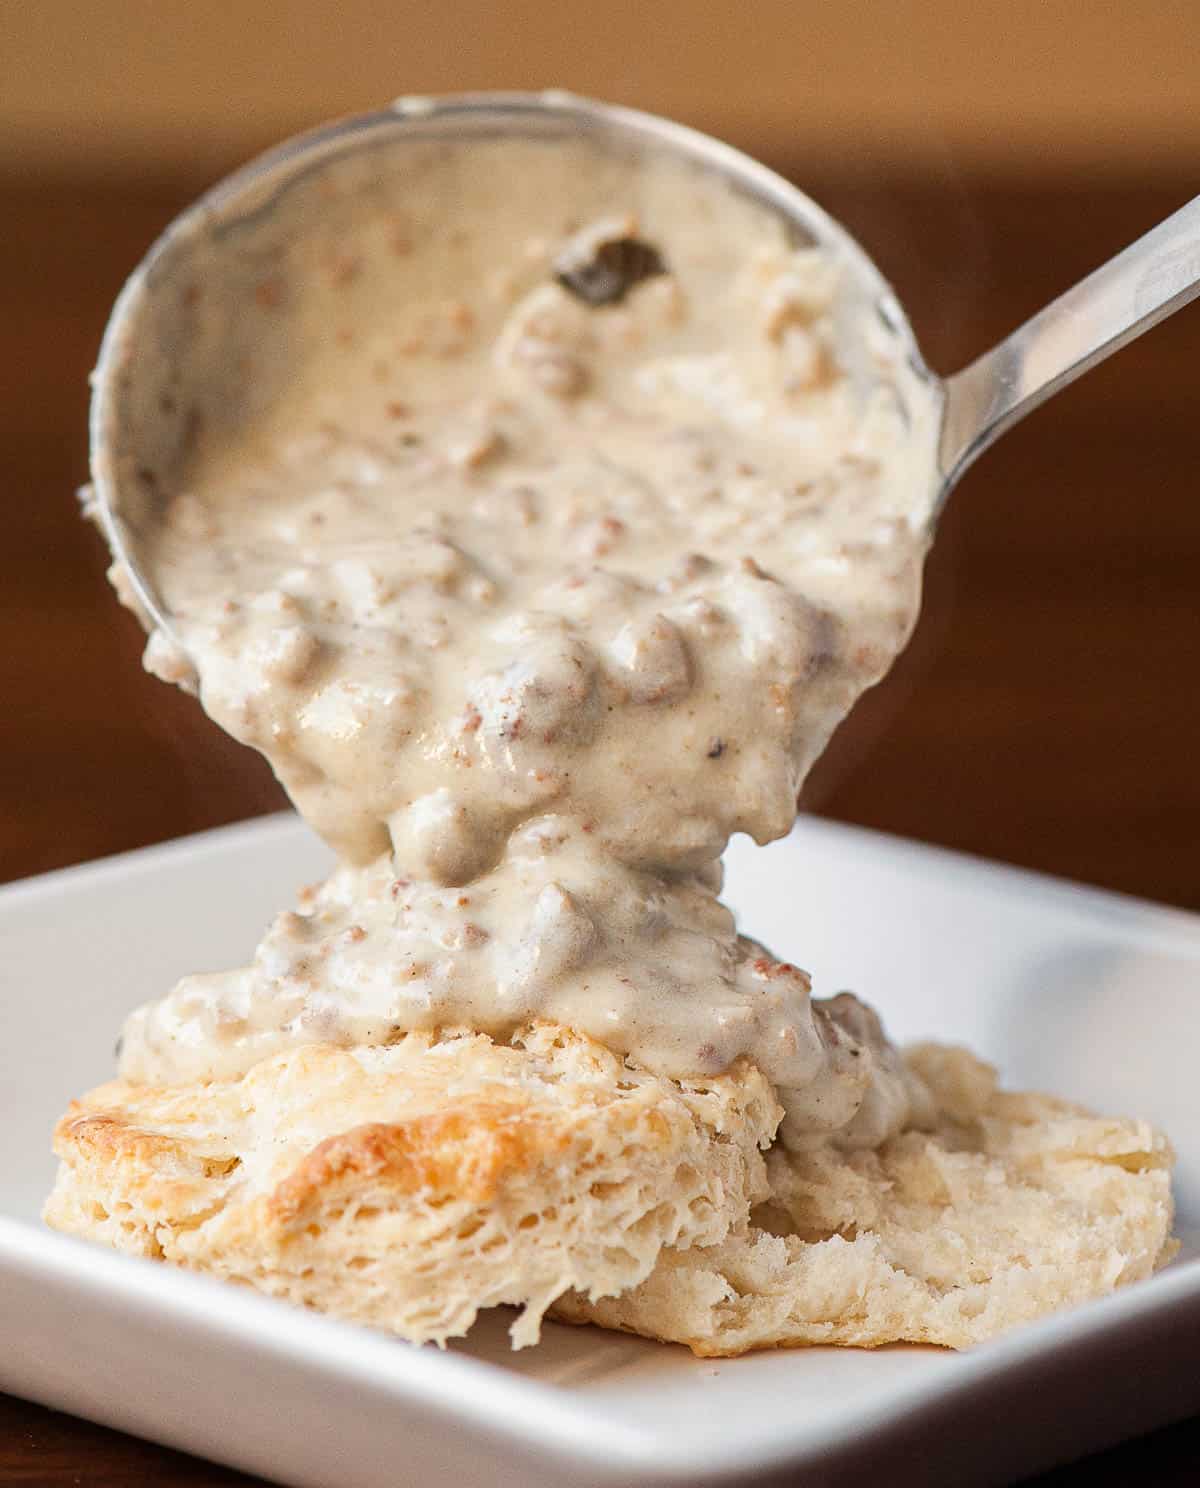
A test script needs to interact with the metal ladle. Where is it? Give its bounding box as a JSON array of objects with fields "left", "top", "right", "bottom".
[{"left": 89, "top": 91, "right": 1200, "bottom": 637}]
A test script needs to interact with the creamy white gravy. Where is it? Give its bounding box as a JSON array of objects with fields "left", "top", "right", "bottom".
[{"left": 112, "top": 134, "right": 940, "bottom": 1149}]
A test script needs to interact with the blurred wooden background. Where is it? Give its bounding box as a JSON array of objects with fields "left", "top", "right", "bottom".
[
  {"left": 6, "top": 0, "right": 1200, "bottom": 180},
  {"left": 3, "top": 5, "right": 1200, "bottom": 1483}
]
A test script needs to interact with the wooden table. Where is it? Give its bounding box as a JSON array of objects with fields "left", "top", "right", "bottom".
[{"left": 4, "top": 162, "right": 1199, "bottom": 1483}]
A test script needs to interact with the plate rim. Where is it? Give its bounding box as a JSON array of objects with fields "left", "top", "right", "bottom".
[{"left": 3, "top": 1214, "right": 1199, "bottom": 1479}]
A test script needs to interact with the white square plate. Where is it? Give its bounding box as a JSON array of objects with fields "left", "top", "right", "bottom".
[{"left": 2, "top": 814, "right": 1198, "bottom": 1487}]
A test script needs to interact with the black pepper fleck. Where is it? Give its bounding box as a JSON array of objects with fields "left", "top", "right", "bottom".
[{"left": 556, "top": 234, "right": 668, "bottom": 307}]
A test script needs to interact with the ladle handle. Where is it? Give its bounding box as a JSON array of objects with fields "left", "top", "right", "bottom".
[{"left": 939, "top": 193, "right": 1200, "bottom": 492}]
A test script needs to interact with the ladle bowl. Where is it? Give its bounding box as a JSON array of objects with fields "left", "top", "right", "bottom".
[{"left": 89, "top": 91, "right": 1200, "bottom": 639}]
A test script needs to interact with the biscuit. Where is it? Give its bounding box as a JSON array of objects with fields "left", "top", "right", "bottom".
[
  {"left": 551, "top": 1044, "right": 1177, "bottom": 1353},
  {"left": 44, "top": 1024, "right": 780, "bottom": 1347},
  {"left": 44, "top": 1033, "right": 1175, "bottom": 1353}
]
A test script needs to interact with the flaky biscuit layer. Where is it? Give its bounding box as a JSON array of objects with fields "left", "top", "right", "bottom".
[{"left": 45, "top": 1024, "right": 780, "bottom": 1348}]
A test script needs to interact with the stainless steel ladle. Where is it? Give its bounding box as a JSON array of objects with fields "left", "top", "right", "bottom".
[{"left": 89, "top": 90, "right": 1200, "bottom": 636}]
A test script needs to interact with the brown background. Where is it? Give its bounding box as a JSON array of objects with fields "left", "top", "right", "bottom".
[{"left": 3, "top": 2, "right": 1199, "bottom": 1482}]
